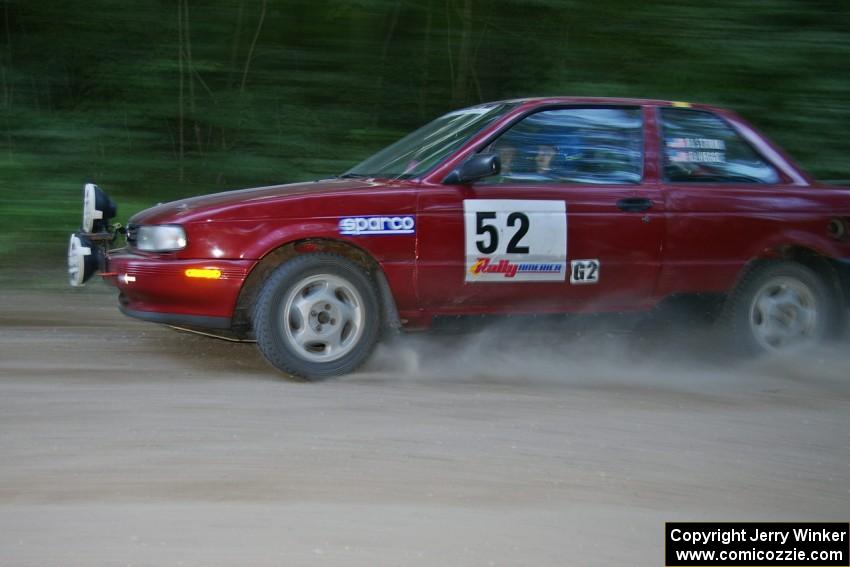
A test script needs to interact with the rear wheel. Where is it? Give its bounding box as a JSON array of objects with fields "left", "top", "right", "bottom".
[
  {"left": 720, "top": 261, "right": 838, "bottom": 354},
  {"left": 253, "top": 254, "right": 380, "bottom": 380}
]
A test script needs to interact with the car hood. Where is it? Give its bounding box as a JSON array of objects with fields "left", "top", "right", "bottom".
[{"left": 129, "top": 178, "right": 386, "bottom": 224}]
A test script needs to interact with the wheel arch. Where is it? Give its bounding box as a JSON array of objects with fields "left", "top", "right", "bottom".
[
  {"left": 749, "top": 244, "right": 840, "bottom": 290},
  {"left": 735, "top": 244, "right": 848, "bottom": 327},
  {"left": 230, "top": 238, "right": 401, "bottom": 337}
]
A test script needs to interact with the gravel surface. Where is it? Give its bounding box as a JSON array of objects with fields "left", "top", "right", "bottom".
[{"left": 1, "top": 287, "right": 848, "bottom": 566}]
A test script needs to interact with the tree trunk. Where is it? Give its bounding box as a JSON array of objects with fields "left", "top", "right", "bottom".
[
  {"left": 372, "top": 0, "right": 401, "bottom": 126},
  {"left": 3, "top": 0, "right": 12, "bottom": 161},
  {"left": 240, "top": 0, "right": 267, "bottom": 93},
  {"left": 418, "top": 0, "right": 433, "bottom": 120},
  {"left": 183, "top": 0, "right": 203, "bottom": 155},
  {"left": 177, "top": 1, "right": 184, "bottom": 182},
  {"left": 229, "top": 0, "right": 245, "bottom": 85},
  {"left": 452, "top": 0, "right": 473, "bottom": 107}
]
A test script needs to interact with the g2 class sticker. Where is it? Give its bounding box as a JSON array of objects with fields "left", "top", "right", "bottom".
[
  {"left": 570, "top": 259, "right": 600, "bottom": 285},
  {"left": 464, "top": 199, "right": 566, "bottom": 282},
  {"left": 339, "top": 215, "right": 415, "bottom": 236}
]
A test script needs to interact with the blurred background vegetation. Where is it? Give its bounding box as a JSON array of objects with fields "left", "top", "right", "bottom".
[{"left": 2, "top": 0, "right": 850, "bottom": 274}]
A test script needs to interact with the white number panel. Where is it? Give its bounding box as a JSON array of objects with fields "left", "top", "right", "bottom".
[{"left": 463, "top": 199, "right": 566, "bottom": 282}]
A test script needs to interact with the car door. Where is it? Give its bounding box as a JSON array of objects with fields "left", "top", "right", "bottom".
[
  {"left": 416, "top": 105, "right": 665, "bottom": 314},
  {"left": 654, "top": 106, "right": 806, "bottom": 297}
]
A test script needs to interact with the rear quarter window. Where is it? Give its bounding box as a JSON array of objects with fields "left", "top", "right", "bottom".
[{"left": 660, "top": 108, "right": 780, "bottom": 184}]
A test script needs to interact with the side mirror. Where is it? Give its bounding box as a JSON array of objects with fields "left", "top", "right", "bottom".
[{"left": 443, "top": 153, "right": 501, "bottom": 185}]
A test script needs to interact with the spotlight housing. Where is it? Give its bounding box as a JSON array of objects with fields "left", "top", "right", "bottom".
[
  {"left": 82, "top": 183, "right": 117, "bottom": 233},
  {"left": 68, "top": 232, "right": 100, "bottom": 287}
]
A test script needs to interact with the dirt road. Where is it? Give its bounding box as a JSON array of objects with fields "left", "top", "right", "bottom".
[{"left": 1, "top": 288, "right": 848, "bottom": 566}]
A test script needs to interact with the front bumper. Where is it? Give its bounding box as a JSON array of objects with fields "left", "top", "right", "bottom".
[{"left": 103, "top": 250, "right": 254, "bottom": 330}]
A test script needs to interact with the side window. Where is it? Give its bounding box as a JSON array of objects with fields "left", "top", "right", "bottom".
[
  {"left": 485, "top": 107, "right": 643, "bottom": 185},
  {"left": 660, "top": 108, "right": 780, "bottom": 184}
]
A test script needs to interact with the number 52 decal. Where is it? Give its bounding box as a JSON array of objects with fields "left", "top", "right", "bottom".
[{"left": 463, "top": 199, "right": 567, "bottom": 282}]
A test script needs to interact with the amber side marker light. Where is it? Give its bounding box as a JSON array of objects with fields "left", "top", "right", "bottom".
[{"left": 185, "top": 268, "right": 222, "bottom": 279}]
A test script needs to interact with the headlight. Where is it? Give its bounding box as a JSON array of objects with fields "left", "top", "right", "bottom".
[{"left": 135, "top": 225, "right": 187, "bottom": 251}]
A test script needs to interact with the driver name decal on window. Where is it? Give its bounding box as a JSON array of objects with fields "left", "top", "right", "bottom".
[
  {"left": 667, "top": 137, "right": 726, "bottom": 164},
  {"left": 463, "top": 199, "right": 566, "bottom": 282},
  {"left": 666, "top": 137, "right": 725, "bottom": 150},
  {"left": 669, "top": 150, "right": 725, "bottom": 164}
]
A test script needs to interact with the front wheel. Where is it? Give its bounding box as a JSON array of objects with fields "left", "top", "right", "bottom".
[
  {"left": 720, "top": 261, "right": 839, "bottom": 355},
  {"left": 253, "top": 254, "right": 381, "bottom": 380}
]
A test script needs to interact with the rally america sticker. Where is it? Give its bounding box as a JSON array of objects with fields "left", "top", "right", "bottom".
[
  {"left": 468, "top": 259, "right": 564, "bottom": 279},
  {"left": 338, "top": 215, "right": 415, "bottom": 236}
]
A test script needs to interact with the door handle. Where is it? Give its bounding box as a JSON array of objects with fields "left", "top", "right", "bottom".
[{"left": 617, "top": 197, "right": 653, "bottom": 212}]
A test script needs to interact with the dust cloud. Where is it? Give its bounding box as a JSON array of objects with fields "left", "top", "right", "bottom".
[{"left": 366, "top": 308, "right": 850, "bottom": 401}]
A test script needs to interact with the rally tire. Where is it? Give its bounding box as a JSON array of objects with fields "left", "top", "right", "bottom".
[
  {"left": 252, "top": 253, "right": 381, "bottom": 380},
  {"left": 719, "top": 261, "right": 838, "bottom": 355}
]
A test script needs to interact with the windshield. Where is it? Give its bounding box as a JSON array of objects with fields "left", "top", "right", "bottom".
[{"left": 344, "top": 103, "right": 517, "bottom": 179}]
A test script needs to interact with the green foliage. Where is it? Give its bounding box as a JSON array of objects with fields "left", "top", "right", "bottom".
[{"left": 1, "top": 0, "right": 850, "bottom": 268}]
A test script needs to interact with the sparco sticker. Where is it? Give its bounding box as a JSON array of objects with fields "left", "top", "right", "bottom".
[
  {"left": 464, "top": 199, "right": 566, "bottom": 282},
  {"left": 339, "top": 215, "right": 415, "bottom": 236}
]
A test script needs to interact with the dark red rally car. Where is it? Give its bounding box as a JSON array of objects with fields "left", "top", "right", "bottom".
[{"left": 68, "top": 97, "right": 850, "bottom": 379}]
